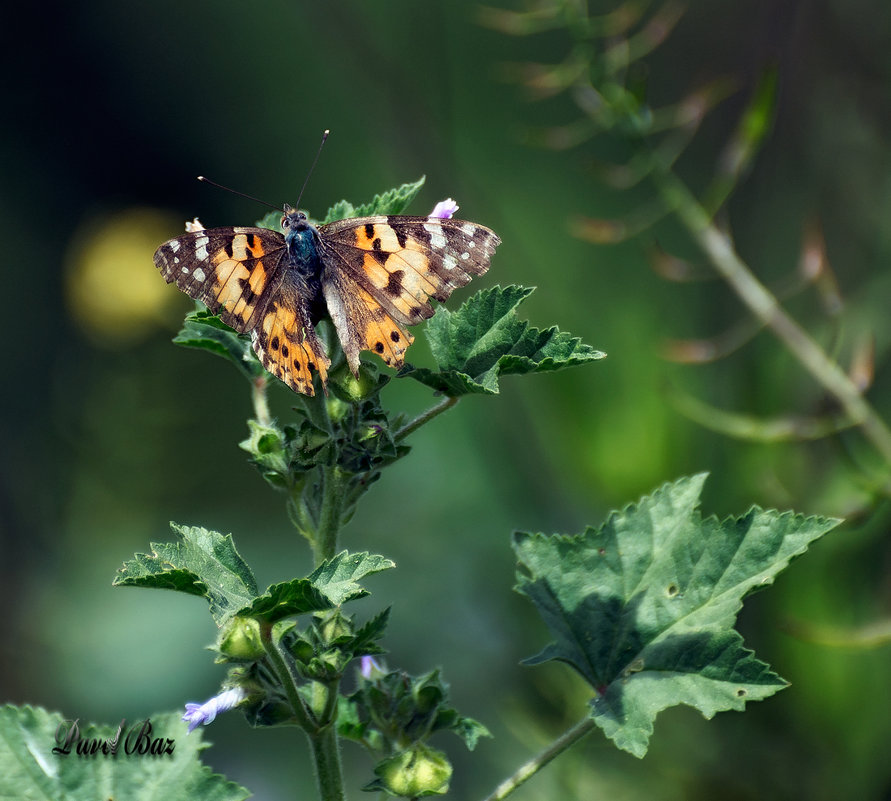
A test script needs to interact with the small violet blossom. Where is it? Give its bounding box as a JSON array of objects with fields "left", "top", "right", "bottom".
[
  {"left": 360, "top": 655, "right": 383, "bottom": 679},
  {"left": 430, "top": 199, "right": 459, "bottom": 219},
  {"left": 182, "top": 687, "right": 246, "bottom": 733}
]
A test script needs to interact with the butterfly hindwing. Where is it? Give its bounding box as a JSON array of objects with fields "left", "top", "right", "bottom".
[
  {"left": 252, "top": 283, "right": 331, "bottom": 395},
  {"left": 319, "top": 215, "right": 500, "bottom": 371},
  {"left": 322, "top": 267, "right": 413, "bottom": 376}
]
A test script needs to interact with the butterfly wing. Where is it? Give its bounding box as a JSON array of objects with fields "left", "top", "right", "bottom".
[
  {"left": 251, "top": 283, "right": 330, "bottom": 395},
  {"left": 154, "top": 226, "right": 330, "bottom": 395},
  {"left": 319, "top": 215, "right": 500, "bottom": 374}
]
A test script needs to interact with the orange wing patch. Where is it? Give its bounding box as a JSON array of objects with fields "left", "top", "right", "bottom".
[
  {"left": 253, "top": 299, "right": 330, "bottom": 396},
  {"left": 353, "top": 286, "right": 413, "bottom": 368}
]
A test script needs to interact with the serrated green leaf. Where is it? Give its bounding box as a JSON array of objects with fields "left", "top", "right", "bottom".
[
  {"left": 400, "top": 285, "right": 605, "bottom": 396},
  {"left": 0, "top": 706, "right": 249, "bottom": 801},
  {"left": 349, "top": 607, "right": 391, "bottom": 654},
  {"left": 114, "top": 523, "right": 258, "bottom": 626},
  {"left": 307, "top": 551, "right": 395, "bottom": 605},
  {"left": 514, "top": 473, "right": 841, "bottom": 757},
  {"left": 173, "top": 308, "right": 263, "bottom": 382},
  {"left": 236, "top": 578, "right": 334, "bottom": 622},
  {"left": 320, "top": 177, "right": 426, "bottom": 224}
]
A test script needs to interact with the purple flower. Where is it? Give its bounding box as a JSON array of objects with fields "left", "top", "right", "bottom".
[
  {"left": 430, "top": 199, "right": 459, "bottom": 219},
  {"left": 182, "top": 687, "right": 246, "bottom": 733},
  {"left": 360, "top": 655, "right": 384, "bottom": 679}
]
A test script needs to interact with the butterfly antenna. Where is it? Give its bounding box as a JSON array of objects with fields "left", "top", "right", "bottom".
[
  {"left": 294, "top": 129, "right": 330, "bottom": 209},
  {"left": 196, "top": 176, "right": 281, "bottom": 211}
]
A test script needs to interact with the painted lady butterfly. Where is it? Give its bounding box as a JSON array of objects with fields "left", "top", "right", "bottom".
[{"left": 153, "top": 204, "right": 500, "bottom": 395}]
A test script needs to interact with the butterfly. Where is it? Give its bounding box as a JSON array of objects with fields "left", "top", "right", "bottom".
[{"left": 153, "top": 205, "right": 501, "bottom": 395}]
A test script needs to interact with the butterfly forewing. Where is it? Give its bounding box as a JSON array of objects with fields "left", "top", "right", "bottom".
[
  {"left": 319, "top": 215, "right": 501, "bottom": 327},
  {"left": 154, "top": 227, "right": 287, "bottom": 332}
]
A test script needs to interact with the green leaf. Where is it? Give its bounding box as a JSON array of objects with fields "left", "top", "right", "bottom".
[
  {"left": 400, "top": 285, "right": 606, "bottom": 396},
  {"left": 307, "top": 551, "right": 396, "bottom": 605},
  {"left": 236, "top": 578, "right": 334, "bottom": 622},
  {"left": 0, "top": 706, "right": 249, "bottom": 801},
  {"left": 173, "top": 307, "right": 263, "bottom": 382},
  {"left": 114, "top": 523, "right": 258, "bottom": 626},
  {"left": 321, "top": 176, "right": 426, "bottom": 224},
  {"left": 514, "top": 473, "right": 841, "bottom": 757}
]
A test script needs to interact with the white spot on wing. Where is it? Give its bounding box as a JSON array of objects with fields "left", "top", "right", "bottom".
[
  {"left": 170, "top": 240, "right": 181, "bottom": 253},
  {"left": 461, "top": 223, "right": 476, "bottom": 236},
  {"left": 193, "top": 267, "right": 206, "bottom": 282},
  {"left": 461, "top": 252, "right": 469, "bottom": 260},
  {"left": 181, "top": 266, "right": 189, "bottom": 274},
  {"left": 423, "top": 222, "right": 447, "bottom": 251},
  {"left": 443, "top": 254, "right": 458, "bottom": 272},
  {"left": 194, "top": 235, "right": 210, "bottom": 262}
]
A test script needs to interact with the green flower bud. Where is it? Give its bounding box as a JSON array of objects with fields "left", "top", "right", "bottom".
[
  {"left": 217, "top": 616, "right": 264, "bottom": 661},
  {"left": 370, "top": 744, "right": 452, "bottom": 797}
]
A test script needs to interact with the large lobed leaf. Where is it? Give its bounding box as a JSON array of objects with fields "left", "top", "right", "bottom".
[
  {"left": 401, "top": 285, "right": 605, "bottom": 395},
  {"left": 0, "top": 706, "right": 248, "bottom": 801},
  {"left": 514, "top": 473, "right": 841, "bottom": 757},
  {"left": 116, "top": 526, "right": 392, "bottom": 627},
  {"left": 114, "top": 524, "right": 258, "bottom": 626}
]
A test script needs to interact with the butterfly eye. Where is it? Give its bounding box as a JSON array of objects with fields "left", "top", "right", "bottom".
[{"left": 280, "top": 215, "right": 288, "bottom": 229}]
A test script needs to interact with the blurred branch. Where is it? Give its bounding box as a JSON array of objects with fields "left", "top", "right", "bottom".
[
  {"left": 781, "top": 617, "right": 891, "bottom": 649},
  {"left": 480, "top": 717, "right": 596, "bottom": 801},
  {"left": 650, "top": 160, "right": 891, "bottom": 465},
  {"left": 666, "top": 384, "right": 855, "bottom": 442}
]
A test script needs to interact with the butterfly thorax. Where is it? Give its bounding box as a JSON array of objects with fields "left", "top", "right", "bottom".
[
  {"left": 280, "top": 207, "right": 326, "bottom": 321},
  {"left": 281, "top": 208, "right": 323, "bottom": 277}
]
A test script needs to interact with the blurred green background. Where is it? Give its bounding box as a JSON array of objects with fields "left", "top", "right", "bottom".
[{"left": 5, "top": 0, "right": 891, "bottom": 798}]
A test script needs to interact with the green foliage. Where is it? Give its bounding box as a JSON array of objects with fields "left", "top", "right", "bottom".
[
  {"left": 340, "top": 666, "right": 490, "bottom": 797},
  {"left": 114, "top": 523, "right": 258, "bottom": 625},
  {"left": 115, "top": 524, "right": 393, "bottom": 628},
  {"left": 254, "top": 176, "right": 426, "bottom": 231},
  {"left": 401, "top": 285, "right": 605, "bottom": 395},
  {"left": 0, "top": 706, "right": 248, "bottom": 801},
  {"left": 321, "top": 176, "right": 426, "bottom": 224},
  {"left": 173, "top": 306, "right": 264, "bottom": 382},
  {"left": 514, "top": 473, "right": 841, "bottom": 757}
]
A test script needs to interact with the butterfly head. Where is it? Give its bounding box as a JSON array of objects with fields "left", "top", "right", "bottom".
[{"left": 281, "top": 204, "right": 314, "bottom": 234}]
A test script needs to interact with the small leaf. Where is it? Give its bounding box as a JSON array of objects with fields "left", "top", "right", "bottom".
[
  {"left": 0, "top": 705, "right": 249, "bottom": 801},
  {"left": 321, "top": 177, "right": 426, "bottom": 224},
  {"left": 308, "top": 551, "right": 396, "bottom": 605},
  {"left": 114, "top": 523, "right": 258, "bottom": 626},
  {"left": 400, "top": 285, "right": 605, "bottom": 395},
  {"left": 173, "top": 307, "right": 263, "bottom": 382},
  {"left": 514, "top": 473, "right": 841, "bottom": 757},
  {"left": 236, "top": 578, "right": 334, "bottom": 622}
]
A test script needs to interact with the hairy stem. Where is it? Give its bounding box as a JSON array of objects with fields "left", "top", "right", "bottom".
[
  {"left": 252, "top": 376, "right": 272, "bottom": 427},
  {"left": 308, "top": 725, "right": 346, "bottom": 801},
  {"left": 481, "top": 717, "right": 596, "bottom": 801},
  {"left": 651, "top": 159, "right": 891, "bottom": 466},
  {"left": 261, "top": 628, "right": 315, "bottom": 732},
  {"left": 395, "top": 395, "right": 459, "bottom": 441},
  {"left": 315, "top": 465, "right": 346, "bottom": 565}
]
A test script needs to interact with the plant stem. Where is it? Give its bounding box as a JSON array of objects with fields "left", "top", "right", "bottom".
[
  {"left": 252, "top": 376, "right": 272, "bottom": 426},
  {"left": 315, "top": 465, "right": 346, "bottom": 565},
  {"left": 651, "top": 159, "right": 891, "bottom": 466},
  {"left": 308, "top": 725, "right": 347, "bottom": 801},
  {"left": 480, "top": 717, "right": 596, "bottom": 801},
  {"left": 261, "top": 629, "right": 315, "bottom": 731},
  {"left": 395, "top": 396, "right": 459, "bottom": 441}
]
